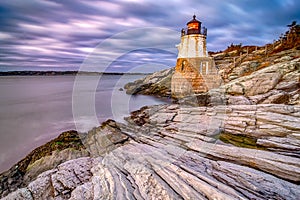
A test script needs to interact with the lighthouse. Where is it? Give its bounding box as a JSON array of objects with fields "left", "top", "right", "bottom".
[{"left": 172, "top": 15, "right": 221, "bottom": 98}]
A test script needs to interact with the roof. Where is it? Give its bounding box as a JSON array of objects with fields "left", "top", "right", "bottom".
[{"left": 187, "top": 15, "right": 201, "bottom": 25}]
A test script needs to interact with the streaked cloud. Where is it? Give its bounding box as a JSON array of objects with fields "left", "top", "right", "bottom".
[{"left": 0, "top": 0, "right": 299, "bottom": 72}]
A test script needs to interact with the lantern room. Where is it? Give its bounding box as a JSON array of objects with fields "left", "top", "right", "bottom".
[
  {"left": 187, "top": 15, "right": 201, "bottom": 35},
  {"left": 181, "top": 15, "right": 207, "bottom": 37}
]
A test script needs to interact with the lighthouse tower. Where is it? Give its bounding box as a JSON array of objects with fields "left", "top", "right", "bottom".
[
  {"left": 172, "top": 15, "right": 221, "bottom": 98},
  {"left": 177, "top": 14, "right": 208, "bottom": 58}
]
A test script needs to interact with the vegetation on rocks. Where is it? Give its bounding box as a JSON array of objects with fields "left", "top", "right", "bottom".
[{"left": 0, "top": 130, "right": 88, "bottom": 198}]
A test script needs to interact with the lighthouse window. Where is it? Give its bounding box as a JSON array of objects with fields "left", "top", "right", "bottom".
[
  {"left": 203, "top": 63, "right": 206, "bottom": 75},
  {"left": 188, "top": 23, "right": 199, "bottom": 29},
  {"left": 181, "top": 60, "right": 186, "bottom": 71},
  {"left": 200, "top": 63, "right": 202, "bottom": 74}
]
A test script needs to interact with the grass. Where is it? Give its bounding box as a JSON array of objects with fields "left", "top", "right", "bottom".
[{"left": 219, "top": 132, "right": 266, "bottom": 150}]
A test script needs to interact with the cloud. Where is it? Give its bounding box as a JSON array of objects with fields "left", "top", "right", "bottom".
[{"left": 0, "top": 0, "right": 299, "bottom": 72}]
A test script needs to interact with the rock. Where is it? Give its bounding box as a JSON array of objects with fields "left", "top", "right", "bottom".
[
  {"left": 217, "top": 56, "right": 300, "bottom": 105},
  {"left": 210, "top": 161, "right": 299, "bottom": 199},
  {"left": 187, "top": 140, "right": 300, "bottom": 182},
  {"left": 275, "top": 55, "right": 293, "bottom": 62},
  {"left": 245, "top": 72, "right": 281, "bottom": 96},
  {"left": 24, "top": 148, "right": 89, "bottom": 185},
  {"left": 178, "top": 93, "right": 211, "bottom": 106},
  {"left": 256, "top": 136, "right": 300, "bottom": 152},
  {"left": 275, "top": 81, "right": 299, "bottom": 91},
  {"left": 124, "top": 49, "right": 299, "bottom": 105},
  {"left": 81, "top": 119, "right": 129, "bottom": 157},
  {"left": 177, "top": 89, "right": 228, "bottom": 107},
  {"left": 70, "top": 182, "right": 93, "bottom": 200},
  {"left": 262, "top": 90, "right": 290, "bottom": 104},
  {"left": 51, "top": 157, "right": 93, "bottom": 199},
  {"left": 1, "top": 188, "right": 33, "bottom": 200},
  {"left": 2, "top": 103, "right": 300, "bottom": 199},
  {"left": 125, "top": 68, "right": 174, "bottom": 98},
  {"left": 223, "top": 68, "right": 282, "bottom": 96},
  {"left": 27, "top": 169, "right": 56, "bottom": 199},
  {"left": 3, "top": 158, "right": 93, "bottom": 200},
  {"left": 227, "top": 95, "right": 252, "bottom": 105},
  {"left": 0, "top": 130, "right": 88, "bottom": 198}
]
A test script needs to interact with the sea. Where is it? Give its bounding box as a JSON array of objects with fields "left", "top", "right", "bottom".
[{"left": 0, "top": 74, "right": 170, "bottom": 172}]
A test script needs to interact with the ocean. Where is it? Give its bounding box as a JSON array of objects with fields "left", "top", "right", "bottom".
[{"left": 0, "top": 75, "right": 169, "bottom": 172}]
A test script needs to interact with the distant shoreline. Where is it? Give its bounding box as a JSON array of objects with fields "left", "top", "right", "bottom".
[{"left": 0, "top": 71, "right": 150, "bottom": 76}]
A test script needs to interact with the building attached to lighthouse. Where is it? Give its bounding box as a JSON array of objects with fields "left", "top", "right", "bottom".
[{"left": 172, "top": 15, "right": 221, "bottom": 98}]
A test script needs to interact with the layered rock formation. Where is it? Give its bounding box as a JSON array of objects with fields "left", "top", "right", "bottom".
[
  {"left": 179, "top": 54, "right": 300, "bottom": 106},
  {"left": 124, "top": 68, "right": 174, "bottom": 98},
  {"left": 2, "top": 104, "right": 300, "bottom": 199},
  {"left": 0, "top": 131, "right": 89, "bottom": 198},
  {"left": 219, "top": 56, "right": 300, "bottom": 105}
]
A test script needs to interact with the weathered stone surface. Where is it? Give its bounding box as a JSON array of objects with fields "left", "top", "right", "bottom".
[
  {"left": 3, "top": 157, "right": 93, "bottom": 200},
  {"left": 51, "top": 157, "right": 93, "bottom": 198},
  {"left": 69, "top": 182, "right": 93, "bottom": 200},
  {"left": 24, "top": 148, "right": 89, "bottom": 185},
  {"left": 27, "top": 169, "right": 56, "bottom": 200},
  {"left": 171, "top": 57, "right": 222, "bottom": 98},
  {"left": 187, "top": 140, "right": 300, "bottom": 181},
  {"left": 0, "top": 130, "right": 88, "bottom": 198},
  {"left": 227, "top": 95, "right": 252, "bottom": 105},
  {"left": 81, "top": 119, "right": 129, "bottom": 157},
  {"left": 2, "top": 103, "right": 300, "bottom": 200},
  {"left": 256, "top": 136, "right": 300, "bottom": 151},
  {"left": 210, "top": 161, "right": 299, "bottom": 199},
  {"left": 218, "top": 56, "right": 300, "bottom": 105},
  {"left": 124, "top": 68, "right": 174, "bottom": 98}
]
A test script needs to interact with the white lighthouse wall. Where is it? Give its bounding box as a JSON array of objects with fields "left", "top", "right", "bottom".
[{"left": 177, "top": 35, "right": 207, "bottom": 58}]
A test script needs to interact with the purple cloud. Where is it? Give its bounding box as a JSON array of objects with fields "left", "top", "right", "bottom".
[{"left": 0, "top": 0, "right": 299, "bottom": 72}]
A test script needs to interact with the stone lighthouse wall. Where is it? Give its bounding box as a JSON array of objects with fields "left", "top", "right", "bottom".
[{"left": 171, "top": 57, "right": 222, "bottom": 98}]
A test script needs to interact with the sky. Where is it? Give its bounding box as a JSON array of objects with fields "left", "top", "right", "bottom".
[{"left": 0, "top": 0, "right": 299, "bottom": 73}]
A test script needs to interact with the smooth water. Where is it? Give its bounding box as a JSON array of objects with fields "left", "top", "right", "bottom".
[{"left": 0, "top": 75, "right": 169, "bottom": 172}]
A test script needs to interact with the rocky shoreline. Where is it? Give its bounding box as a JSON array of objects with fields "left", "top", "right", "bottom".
[
  {"left": 1, "top": 103, "right": 299, "bottom": 199},
  {"left": 0, "top": 131, "right": 89, "bottom": 198}
]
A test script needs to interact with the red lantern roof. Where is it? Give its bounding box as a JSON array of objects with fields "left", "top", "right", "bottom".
[{"left": 187, "top": 14, "right": 201, "bottom": 25}]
